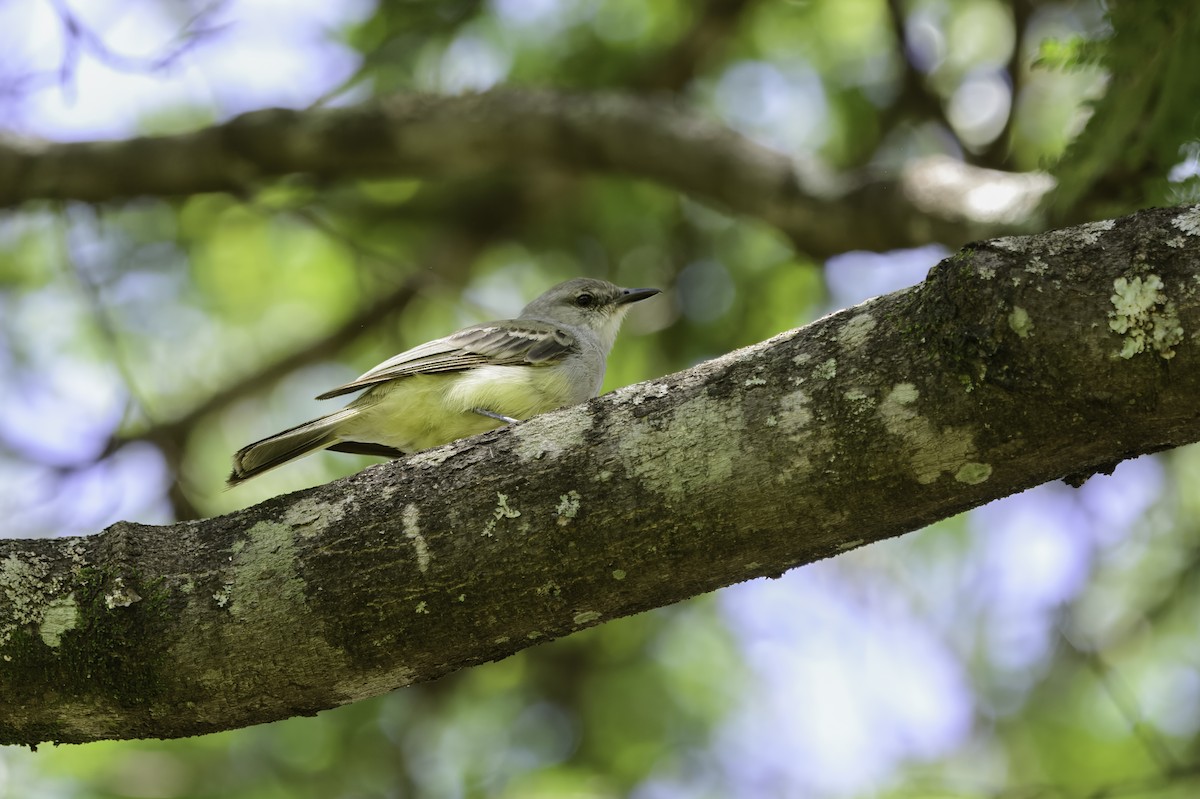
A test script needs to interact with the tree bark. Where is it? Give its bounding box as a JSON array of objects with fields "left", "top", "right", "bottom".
[
  {"left": 3, "top": 204, "right": 1199, "bottom": 745},
  {"left": 0, "top": 89, "right": 1053, "bottom": 257}
]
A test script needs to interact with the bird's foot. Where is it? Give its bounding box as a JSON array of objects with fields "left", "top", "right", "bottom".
[{"left": 473, "top": 408, "right": 520, "bottom": 424}]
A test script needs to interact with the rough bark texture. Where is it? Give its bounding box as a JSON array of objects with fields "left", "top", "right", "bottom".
[
  {"left": 3, "top": 205, "right": 1200, "bottom": 745},
  {"left": 0, "top": 89, "right": 1052, "bottom": 257}
]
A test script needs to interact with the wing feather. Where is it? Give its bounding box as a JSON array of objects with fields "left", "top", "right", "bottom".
[{"left": 315, "top": 321, "right": 577, "bottom": 399}]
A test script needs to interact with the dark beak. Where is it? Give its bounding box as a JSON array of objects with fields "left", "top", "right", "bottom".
[{"left": 616, "top": 287, "right": 662, "bottom": 305}]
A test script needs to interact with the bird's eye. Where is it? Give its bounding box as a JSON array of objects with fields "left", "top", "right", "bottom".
[{"left": 575, "top": 293, "right": 595, "bottom": 308}]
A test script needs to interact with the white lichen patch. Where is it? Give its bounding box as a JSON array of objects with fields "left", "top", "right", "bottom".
[
  {"left": 1170, "top": 206, "right": 1200, "bottom": 236},
  {"left": 1035, "top": 218, "right": 1116, "bottom": 255},
  {"left": 813, "top": 358, "right": 837, "bottom": 380},
  {"left": 878, "top": 383, "right": 978, "bottom": 485},
  {"left": 1025, "top": 257, "right": 1049, "bottom": 276},
  {"left": 283, "top": 495, "right": 353, "bottom": 537},
  {"left": 402, "top": 503, "right": 431, "bottom": 573},
  {"left": 611, "top": 569, "right": 627, "bottom": 580},
  {"left": 989, "top": 236, "right": 1027, "bottom": 253},
  {"left": 838, "top": 314, "right": 878, "bottom": 350},
  {"left": 1008, "top": 306, "right": 1034, "bottom": 338},
  {"left": 573, "top": 610, "right": 602, "bottom": 626},
  {"left": 512, "top": 404, "right": 591, "bottom": 461},
  {"left": 103, "top": 576, "right": 142, "bottom": 609},
  {"left": 39, "top": 595, "right": 79, "bottom": 647},
  {"left": 777, "top": 389, "right": 813, "bottom": 432},
  {"left": 482, "top": 493, "right": 522, "bottom": 537},
  {"left": 887, "top": 382, "right": 919, "bottom": 405},
  {"left": 495, "top": 494, "right": 520, "bottom": 517},
  {"left": 1108, "top": 274, "right": 1184, "bottom": 359},
  {"left": 1074, "top": 219, "right": 1116, "bottom": 245},
  {"left": 617, "top": 393, "right": 743, "bottom": 497},
  {"left": 2, "top": 555, "right": 47, "bottom": 617},
  {"left": 955, "top": 462, "right": 993, "bottom": 485},
  {"left": 555, "top": 490, "right": 581, "bottom": 526},
  {"left": 1, "top": 553, "right": 55, "bottom": 646},
  {"left": 64, "top": 538, "right": 88, "bottom": 571},
  {"left": 616, "top": 381, "right": 670, "bottom": 406},
  {"left": 843, "top": 387, "right": 875, "bottom": 412}
]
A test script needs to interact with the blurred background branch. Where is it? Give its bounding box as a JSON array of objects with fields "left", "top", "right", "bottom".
[{"left": 0, "top": 89, "right": 1055, "bottom": 256}]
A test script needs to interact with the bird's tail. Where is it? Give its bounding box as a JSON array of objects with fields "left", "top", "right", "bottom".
[{"left": 227, "top": 408, "right": 359, "bottom": 486}]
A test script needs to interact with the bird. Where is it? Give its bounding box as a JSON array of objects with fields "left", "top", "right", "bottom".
[{"left": 228, "top": 277, "right": 661, "bottom": 485}]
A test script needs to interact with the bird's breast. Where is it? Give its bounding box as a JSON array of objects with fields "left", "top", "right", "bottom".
[
  {"left": 342, "top": 366, "right": 595, "bottom": 453},
  {"left": 445, "top": 364, "right": 590, "bottom": 415}
]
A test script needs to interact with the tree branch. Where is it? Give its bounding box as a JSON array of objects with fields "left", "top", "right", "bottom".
[
  {"left": 0, "top": 89, "right": 1054, "bottom": 257},
  {"left": 3, "top": 205, "right": 1199, "bottom": 745}
]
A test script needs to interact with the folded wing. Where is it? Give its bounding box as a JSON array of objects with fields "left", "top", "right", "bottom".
[{"left": 315, "top": 321, "right": 578, "bottom": 400}]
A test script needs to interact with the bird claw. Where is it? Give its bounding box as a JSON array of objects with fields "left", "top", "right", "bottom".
[{"left": 473, "top": 408, "right": 520, "bottom": 424}]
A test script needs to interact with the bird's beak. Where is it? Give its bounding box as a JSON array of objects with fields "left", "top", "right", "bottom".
[{"left": 616, "top": 287, "right": 662, "bottom": 305}]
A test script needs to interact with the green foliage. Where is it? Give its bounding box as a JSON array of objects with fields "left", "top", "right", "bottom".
[
  {"left": 1033, "top": 34, "right": 1103, "bottom": 70},
  {"left": 1048, "top": 1, "right": 1200, "bottom": 216}
]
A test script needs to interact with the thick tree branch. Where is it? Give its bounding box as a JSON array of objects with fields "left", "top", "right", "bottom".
[
  {"left": 3, "top": 205, "right": 1199, "bottom": 745},
  {"left": 0, "top": 89, "right": 1053, "bottom": 257}
]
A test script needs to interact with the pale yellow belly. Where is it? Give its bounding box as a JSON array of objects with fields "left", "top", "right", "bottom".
[{"left": 338, "top": 366, "right": 585, "bottom": 453}]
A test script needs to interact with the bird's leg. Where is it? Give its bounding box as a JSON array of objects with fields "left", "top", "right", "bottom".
[{"left": 473, "top": 408, "right": 520, "bottom": 425}]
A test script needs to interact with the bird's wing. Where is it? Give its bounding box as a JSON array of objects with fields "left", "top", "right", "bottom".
[{"left": 315, "top": 320, "right": 578, "bottom": 399}]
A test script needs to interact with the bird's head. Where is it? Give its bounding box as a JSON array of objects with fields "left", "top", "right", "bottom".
[{"left": 521, "top": 278, "right": 661, "bottom": 353}]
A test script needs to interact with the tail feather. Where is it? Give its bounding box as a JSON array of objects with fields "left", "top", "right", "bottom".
[{"left": 227, "top": 408, "right": 358, "bottom": 486}]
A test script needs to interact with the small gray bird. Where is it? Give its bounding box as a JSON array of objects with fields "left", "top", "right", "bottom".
[{"left": 228, "top": 278, "right": 660, "bottom": 485}]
